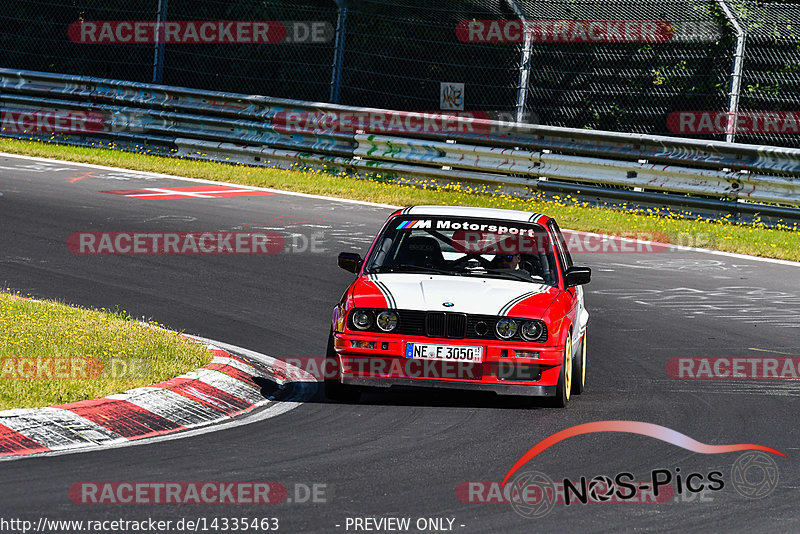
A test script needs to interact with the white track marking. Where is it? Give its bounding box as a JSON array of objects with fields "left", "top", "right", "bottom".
[
  {"left": 0, "top": 151, "right": 398, "bottom": 208},
  {"left": 124, "top": 188, "right": 258, "bottom": 198}
]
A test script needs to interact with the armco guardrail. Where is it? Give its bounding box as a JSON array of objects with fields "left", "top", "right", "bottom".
[{"left": 1, "top": 68, "right": 799, "bottom": 215}]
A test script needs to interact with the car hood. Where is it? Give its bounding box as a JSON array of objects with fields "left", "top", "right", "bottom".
[{"left": 353, "top": 273, "right": 559, "bottom": 318}]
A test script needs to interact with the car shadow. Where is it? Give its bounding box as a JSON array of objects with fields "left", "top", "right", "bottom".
[
  {"left": 252, "top": 374, "right": 557, "bottom": 410},
  {"left": 357, "top": 386, "right": 555, "bottom": 410}
]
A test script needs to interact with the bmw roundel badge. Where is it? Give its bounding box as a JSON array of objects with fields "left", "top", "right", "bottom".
[{"left": 443, "top": 302, "right": 454, "bottom": 307}]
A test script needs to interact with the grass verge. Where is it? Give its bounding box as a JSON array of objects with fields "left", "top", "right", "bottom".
[
  {"left": 1, "top": 137, "right": 798, "bottom": 261},
  {"left": 0, "top": 291, "right": 211, "bottom": 410}
]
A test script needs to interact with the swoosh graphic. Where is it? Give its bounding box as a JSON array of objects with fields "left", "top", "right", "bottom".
[{"left": 501, "top": 420, "right": 785, "bottom": 486}]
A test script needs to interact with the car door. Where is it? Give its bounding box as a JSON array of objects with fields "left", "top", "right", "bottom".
[{"left": 549, "top": 220, "right": 585, "bottom": 353}]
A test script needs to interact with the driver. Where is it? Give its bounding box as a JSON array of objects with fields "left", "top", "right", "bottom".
[{"left": 491, "top": 252, "right": 521, "bottom": 270}]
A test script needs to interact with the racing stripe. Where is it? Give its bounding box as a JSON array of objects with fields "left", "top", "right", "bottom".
[
  {"left": 356, "top": 277, "right": 390, "bottom": 308},
  {"left": 505, "top": 290, "right": 554, "bottom": 317},
  {"left": 378, "top": 282, "right": 397, "bottom": 308},
  {"left": 367, "top": 275, "right": 389, "bottom": 307},
  {"left": 369, "top": 275, "right": 397, "bottom": 308},
  {"left": 527, "top": 213, "right": 542, "bottom": 223},
  {"left": 498, "top": 290, "right": 541, "bottom": 316}
]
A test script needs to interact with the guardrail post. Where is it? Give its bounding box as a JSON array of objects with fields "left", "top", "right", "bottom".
[
  {"left": 152, "top": 0, "right": 168, "bottom": 84},
  {"left": 716, "top": 0, "right": 747, "bottom": 143},
  {"left": 330, "top": 0, "right": 348, "bottom": 104},
  {"left": 506, "top": 0, "right": 532, "bottom": 123}
]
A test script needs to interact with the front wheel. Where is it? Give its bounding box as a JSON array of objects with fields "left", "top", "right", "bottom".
[
  {"left": 546, "top": 334, "right": 573, "bottom": 408},
  {"left": 323, "top": 330, "right": 361, "bottom": 403},
  {"left": 571, "top": 329, "right": 586, "bottom": 396}
]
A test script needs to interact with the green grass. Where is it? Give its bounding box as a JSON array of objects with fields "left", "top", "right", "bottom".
[
  {"left": 1, "top": 137, "right": 799, "bottom": 261},
  {"left": 0, "top": 291, "right": 212, "bottom": 410}
]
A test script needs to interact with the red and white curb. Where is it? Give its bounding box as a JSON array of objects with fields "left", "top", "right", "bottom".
[{"left": 0, "top": 334, "right": 315, "bottom": 460}]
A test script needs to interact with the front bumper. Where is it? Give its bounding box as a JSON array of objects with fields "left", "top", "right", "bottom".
[
  {"left": 333, "top": 331, "right": 564, "bottom": 397},
  {"left": 342, "top": 376, "right": 556, "bottom": 397}
]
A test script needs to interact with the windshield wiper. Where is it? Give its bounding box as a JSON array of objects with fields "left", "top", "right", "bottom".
[
  {"left": 368, "top": 264, "right": 459, "bottom": 276},
  {"left": 468, "top": 268, "right": 539, "bottom": 283}
]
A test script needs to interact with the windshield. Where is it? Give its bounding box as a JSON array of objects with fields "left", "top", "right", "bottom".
[{"left": 364, "top": 216, "right": 559, "bottom": 286}]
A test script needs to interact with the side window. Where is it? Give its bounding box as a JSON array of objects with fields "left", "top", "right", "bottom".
[{"left": 548, "top": 221, "right": 573, "bottom": 282}]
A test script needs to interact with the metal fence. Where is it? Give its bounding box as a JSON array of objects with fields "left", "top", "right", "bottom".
[
  {"left": 1, "top": 0, "right": 799, "bottom": 147},
  {"left": 3, "top": 68, "right": 799, "bottom": 218}
]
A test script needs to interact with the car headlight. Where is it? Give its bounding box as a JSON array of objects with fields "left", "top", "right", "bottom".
[
  {"left": 352, "top": 310, "right": 373, "bottom": 330},
  {"left": 495, "top": 318, "right": 518, "bottom": 339},
  {"left": 520, "top": 321, "right": 543, "bottom": 341},
  {"left": 376, "top": 310, "right": 398, "bottom": 332}
]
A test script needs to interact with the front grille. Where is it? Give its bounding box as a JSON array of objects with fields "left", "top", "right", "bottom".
[
  {"left": 425, "top": 312, "right": 467, "bottom": 339},
  {"left": 467, "top": 315, "right": 499, "bottom": 339},
  {"left": 395, "top": 310, "right": 426, "bottom": 335},
  {"left": 446, "top": 313, "right": 467, "bottom": 338},
  {"left": 425, "top": 312, "right": 446, "bottom": 337},
  {"left": 423, "top": 312, "right": 467, "bottom": 338}
]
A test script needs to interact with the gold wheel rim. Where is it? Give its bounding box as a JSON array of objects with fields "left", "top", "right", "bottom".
[
  {"left": 564, "top": 337, "right": 572, "bottom": 401},
  {"left": 581, "top": 330, "right": 587, "bottom": 387}
]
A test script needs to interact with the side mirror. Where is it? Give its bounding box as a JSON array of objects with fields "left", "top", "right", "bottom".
[
  {"left": 338, "top": 252, "right": 363, "bottom": 274},
  {"left": 565, "top": 266, "right": 591, "bottom": 287}
]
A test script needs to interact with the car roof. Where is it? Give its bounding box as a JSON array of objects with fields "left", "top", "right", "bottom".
[{"left": 398, "top": 205, "right": 552, "bottom": 225}]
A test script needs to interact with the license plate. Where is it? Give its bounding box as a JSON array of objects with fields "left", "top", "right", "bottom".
[{"left": 405, "top": 343, "right": 483, "bottom": 363}]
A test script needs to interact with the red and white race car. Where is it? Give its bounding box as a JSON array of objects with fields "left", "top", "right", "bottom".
[{"left": 327, "top": 205, "right": 591, "bottom": 407}]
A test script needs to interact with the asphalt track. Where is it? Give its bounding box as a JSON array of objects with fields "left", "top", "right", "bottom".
[{"left": 0, "top": 152, "right": 798, "bottom": 533}]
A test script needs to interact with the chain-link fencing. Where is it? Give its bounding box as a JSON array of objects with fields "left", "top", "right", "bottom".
[
  {"left": 0, "top": 0, "right": 797, "bottom": 146},
  {"left": 734, "top": 1, "right": 800, "bottom": 147}
]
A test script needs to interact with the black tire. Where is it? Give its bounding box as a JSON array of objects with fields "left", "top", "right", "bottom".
[
  {"left": 324, "top": 330, "right": 361, "bottom": 403},
  {"left": 571, "top": 329, "right": 586, "bottom": 396},
  {"left": 545, "top": 335, "right": 572, "bottom": 408}
]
